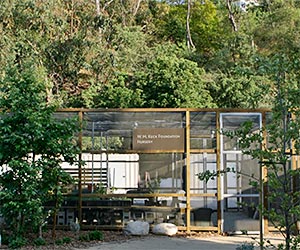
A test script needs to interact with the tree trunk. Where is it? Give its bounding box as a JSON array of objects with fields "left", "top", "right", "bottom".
[
  {"left": 95, "top": 0, "right": 100, "bottom": 15},
  {"left": 226, "top": 0, "right": 238, "bottom": 32},
  {"left": 132, "top": 0, "right": 142, "bottom": 16},
  {"left": 52, "top": 194, "right": 59, "bottom": 239},
  {"left": 186, "top": 0, "right": 195, "bottom": 51}
]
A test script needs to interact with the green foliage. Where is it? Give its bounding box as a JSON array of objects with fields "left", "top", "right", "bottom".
[
  {"left": 0, "top": 61, "right": 79, "bottom": 240},
  {"left": 156, "top": 0, "right": 223, "bottom": 55},
  {"left": 138, "top": 54, "right": 214, "bottom": 108},
  {"left": 88, "top": 230, "right": 104, "bottom": 241},
  {"left": 5, "top": 0, "right": 299, "bottom": 109},
  {"left": 207, "top": 72, "right": 272, "bottom": 108},
  {"left": 92, "top": 73, "right": 145, "bottom": 108},
  {"left": 236, "top": 242, "right": 254, "bottom": 250},
  {"left": 79, "top": 230, "right": 104, "bottom": 242},
  {"left": 197, "top": 168, "right": 232, "bottom": 183},
  {"left": 55, "top": 236, "right": 72, "bottom": 245},
  {"left": 93, "top": 48, "right": 216, "bottom": 108},
  {"left": 223, "top": 83, "right": 300, "bottom": 249},
  {"left": 82, "top": 136, "right": 124, "bottom": 151},
  {"left": 34, "top": 237, "right": 46, "bottom": 246},
  {"left": 95, "top": 183, "right": 107, "bottom": 194},
  {"left": 64, "top": 237, "right": 72, "bottom": 244},
  {"left": 79, "top": 233, "right": 90, "bottom": 242},
  {"left": 55, "top": 238, "right": 63, "bottom": 245},
  {"left": 8, "top": 236, "right": 28, "bottom": 249}
]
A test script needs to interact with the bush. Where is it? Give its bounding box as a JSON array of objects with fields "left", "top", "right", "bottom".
[
  {"left": 62, "top": 237, "right": 72, "bottom": 244},
  {"left": 34, "top": 237, "right": 46, "bottom": 246},
  {"left": 88, "top": 230, "right": 104, "bottom": 241},
  {"left": 236, "top": 242, "right": 254, "bottom": 250},
  {"left": 79, "top": 230, "right": 104, "bottom": 242},
  {"left": 55, "top": 238, "right": 64, "bottom": 245},
  {"left": 8, "top": 236, "right": 28, "bottom": 249},
  {"left": 79, "top": 234, "right": 90, "bottom": 242},
  {"left": 55, "top": 237, "right": 72, "bottom": 245},
  {"left": 1, "top": 232, "right": 9, "bottom": 245}
]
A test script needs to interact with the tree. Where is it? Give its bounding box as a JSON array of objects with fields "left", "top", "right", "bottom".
[
  {"left": 92, "top": 45, "right": 216, "bottom": 108},
  {"left": 207, "top": 69, "right": 272, "bottom": 108},
  {"left": 0, "top": 61, "right": 80, "bottom": 247},
  {"left": 197, "top": 82, "right": 300, "bottom": 249},
  {"left": 203, "top": 7, "right": 275, "bottom": 108},
  {"left": 218, "top": 52, "right": 300, "bottom": 249},
  {"left": 156, "top": 0, "right": 223, "bottom": 56},
  {"left": 137, "top": 53, "right": 215, "bottom": 108}
]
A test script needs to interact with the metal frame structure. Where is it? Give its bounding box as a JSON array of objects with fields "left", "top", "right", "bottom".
[{"left": 55, "top": 108, "right": 273, "bottom": 234}]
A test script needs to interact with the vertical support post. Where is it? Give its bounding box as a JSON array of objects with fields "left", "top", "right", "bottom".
[
  {"left": 91, "top": 122, "right": 95, "bottom": 192},
  {"left": 78, "top": 110, "right": 83, "bottom": 224},
  {"left": 261, "top": 111, "right": 269, "bottom": 237},
  {"left": 185, "top": 111, "right": 191, "bottom": 232},
  {"left": 216, "top": 111, "right": 222, "bottom": 234},
  {"left": 291, "top": 112, "right": 299, "bottom": 233}
]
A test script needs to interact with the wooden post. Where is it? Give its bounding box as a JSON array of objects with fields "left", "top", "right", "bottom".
[
  {"left": 262, "top": 111, "right": 269, "bottom": 237},
  {"left": 78, "top": 110, "right": 83, "bottom": 225},
  {"left": 185, "top": 111, "right": 191, "bottom": 232},
  {"left": 216, "top": 111, "right": 222, "bottom": 234}
]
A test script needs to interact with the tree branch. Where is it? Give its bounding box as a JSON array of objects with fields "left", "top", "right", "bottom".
[
  {"left": 226, "top": 0, "right": 238, "bottom": 32},
  {"left": 186, "top": 0, "right": 195, "bottom": 51}
]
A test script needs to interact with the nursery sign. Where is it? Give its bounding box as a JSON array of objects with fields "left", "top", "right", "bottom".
[{"left": 133, "top": 128, "right": 184, "bottom": 152}]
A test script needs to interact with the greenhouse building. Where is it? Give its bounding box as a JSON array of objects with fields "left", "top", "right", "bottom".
[{"left": 52, "top": 108, "right": 297, "bottom": 234}]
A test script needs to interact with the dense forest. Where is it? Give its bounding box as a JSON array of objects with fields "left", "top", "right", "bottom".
[{"left": 1, "top": 0, "right": 299, "bottom": 109}]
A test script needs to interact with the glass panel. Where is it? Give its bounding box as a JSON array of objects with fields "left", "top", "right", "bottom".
[
  {"left": 222, "top": 114, "right": 261, "bottom": 151},
  {"left": 190, "top": 153, "right": 217, "bottom": 194},
  {"left": 78, "top": 152, "right": 186, "bottom": 226},
  {"left": 82, "top": 112, "right": 185, "bottom": 151},
  {"left": 221, "top": 113, "right": 261, "bottom": 233},
  {"left": 222, "top": 153, "right": 260, "bottom": 232},
  {"left": 190, "top": 197, "right": 218, "bottom": 226},
  {"left": 138, "top": 153, "right": 184, "bottom": 193},
  {"left": 190, "top": 112, "right": 216, "bottom": 149},
  {"left": 79, "top": 153, "right": 139, "bottom": 193},
  {"left": 223, "top": 153, "right": 259, "bottom": 207},
  {"left": 78, "top": 153, "right": 184, "bottom": 194}
]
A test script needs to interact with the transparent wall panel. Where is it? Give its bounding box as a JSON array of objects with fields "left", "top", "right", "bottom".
[
  {"left": 190, "top": 197, "right": 218, "bottom": 226},
  {"left": 223, "top": 153, "right": 259, "bottom": 209},
  {"left": 82, "top": 112, "right": 185, "bottom": 151},
  {"left": 138, "top": 153, "right": 184, "bottom": 193},
  {"left": 190, "top": 153, "right": 217, "bottom": 195},
  {"left": 221, "top": 152, "right": 260, "bottom": 232},
  {"left": 78, "top": 153, "right": 184, "bottom": 194},
  {"left": 220, "top": 113, "right": 262, "bottom": 233},
  {"left": 222, "top": 114, "right": 261, "bottom": 151},
  {"left": 80, "top": 153, "right": 139, "bottom": 193},
  {"left": 190, "top": 112, "right": 216, "bottom": 150}
]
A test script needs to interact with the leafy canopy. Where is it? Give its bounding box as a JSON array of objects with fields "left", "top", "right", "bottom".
[{"left": 0, "top": 61, "right": 79, "bottom": 243}]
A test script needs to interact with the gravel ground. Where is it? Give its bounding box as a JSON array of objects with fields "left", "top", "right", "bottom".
[
  {"left": 1, "top": 230, "right": 284, "bottom": 250},
  {"left": 80, "top": 232, "right": 285, "bottom": 250}
]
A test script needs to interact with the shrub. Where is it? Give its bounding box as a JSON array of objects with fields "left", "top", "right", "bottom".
[
  {"left": 88, "top": 230, "right": 104, "bottom": 241},
  {"left": 34, "top": 237, "right": 46, "bottom": 246},
  {"left": 236, "top": 242, "right": 254, "bottom": 250},
  {"left": 63, "top": 237, "right": 72, "bottom": 244},
  {"left": 8, "top": 236, "right": 28, "bottom": 249},
  {"left": 79, "top": 234, "right": 90, "bottom": 242},
  {"left": 79, "top": 230, "right": 104, "bottom": 242}
]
